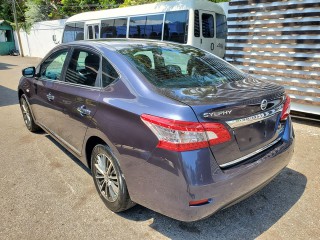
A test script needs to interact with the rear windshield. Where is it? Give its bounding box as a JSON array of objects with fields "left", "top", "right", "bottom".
[{"left": 118, "top": 44, "right": 246, "bottom": 89}]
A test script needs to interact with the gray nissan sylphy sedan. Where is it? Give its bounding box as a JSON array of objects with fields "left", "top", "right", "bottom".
[{"left": 18, "top": 40, "right": 294, "bottom": 221}]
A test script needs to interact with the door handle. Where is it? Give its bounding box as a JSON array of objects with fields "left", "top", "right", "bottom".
[
  {"left": 77, "top": 105, "right": 91, "bottom": 116},
  {"left": 47, "top": 93, "right": 54, "bottom": 101}
]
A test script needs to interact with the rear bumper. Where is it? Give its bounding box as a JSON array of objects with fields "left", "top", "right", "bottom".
[
  {"left": 124, "top": 118, "right": 294, "bottom": 222},
  {"left": 183, "top": 138, "right": 294, "bottom": 221},
  {"left": 177, "top": 117, "right": 294, "bottom": 221}
]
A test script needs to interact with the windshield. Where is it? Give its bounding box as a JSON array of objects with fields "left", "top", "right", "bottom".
[{"left": 118, "top": 44, "right": 246, "bottom": 89}]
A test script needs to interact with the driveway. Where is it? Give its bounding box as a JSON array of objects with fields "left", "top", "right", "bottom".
[{"left": 0, "top": 56, "right": 319, "bottom": 239}]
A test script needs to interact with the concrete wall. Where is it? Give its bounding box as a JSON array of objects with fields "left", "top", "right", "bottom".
[{"left": 15, "top": 19, "right": 66, "bottom": 58}]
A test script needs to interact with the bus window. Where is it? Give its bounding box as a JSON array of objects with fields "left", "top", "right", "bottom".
[
  {"left": 62, "top": 22, "right": 84, "bottom": 43},
  {"left": 146, "top": 15, "right": 163, "bottom": 39},
  {"left": 74, "top": 22, "right": 84, "bottom": 40},
  {"left": 164, "top": 10, "right": 189, "bottom": 44},
  {"left": 86, "top": 23, "right": 99, "bottom": 40},
  {"left": 101, "top": 18, "right": 127, "bottom": 38},
  {"left": 94, "top": 25, "right": 99, "bottom": 39},
  {"left": 202, "top": 13, "right": 214, "bottom": 38},
  {"left": 88, "top": 26, "right": 94, "bottom": 39},
  {"left": 129, "top": 14, "right": 163, "bottom": 39},
  {"left": 194, "top": 10, "right": 200, "bottom": 37},
  {"left": 62, "top": 23, "right": 75, "bottom": 43},
  {"left": 216, "top": 13, "right": 227, "bottom": 39}
]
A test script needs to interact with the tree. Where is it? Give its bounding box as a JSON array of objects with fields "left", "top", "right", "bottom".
[
  {"left": 0, "top": 0, "right": 28, "bottom": 31},
  {"left": 0, "top": 1, "right": 13, "bottom": 22},
  {"left": 99, "top": 0, "right": 122, "bottom": 9},
  {"left": 0, "top": 0, "right": 26, "bottom": 24},
  {"left": 60, "top": 0, "right": 121, "bottom": 17},
  {"left": 60, "top": 0, "right": 81, "bottom": 17},
  {"left": 24, "top": 0, "right": 51, "bottom": 26},
  {"left": 121, "top": 0, "right": 165, "bottom": 7}
]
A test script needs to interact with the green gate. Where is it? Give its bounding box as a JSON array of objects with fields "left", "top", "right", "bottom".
[{"left": 0, "top": 20, "right": 16, "bottom": 55}]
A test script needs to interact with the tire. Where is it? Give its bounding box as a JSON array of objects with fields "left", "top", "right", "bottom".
[
  {"left": 19, "top": 94, "right": 41, "bottom": 132},
  {"left": 91, "top": 144, "right": 135, "bottom": 212}
]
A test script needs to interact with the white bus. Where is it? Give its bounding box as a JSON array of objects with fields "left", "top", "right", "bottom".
[{"left": 62, "top": 0, "right": 227, "bottom": 58}]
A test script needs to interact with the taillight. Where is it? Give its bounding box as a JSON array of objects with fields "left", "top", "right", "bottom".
[
  {"left": 141, "top": 114, "right": 231, "bottom": 152},
  {"left": 280, "top": 94, "right": 291, "bottom": 121}
]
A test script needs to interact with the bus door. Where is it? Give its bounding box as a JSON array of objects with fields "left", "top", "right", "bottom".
[
  {"left": 199, "top": 10, "right": 218, "bottom": 56},
  {"left": 85, "top": 22, "right": 100, "bottom": 40}
]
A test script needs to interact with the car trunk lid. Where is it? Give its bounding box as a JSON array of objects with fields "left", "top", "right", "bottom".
[{"left": 158, "top": 77, "right": 286, "bottom": 167}]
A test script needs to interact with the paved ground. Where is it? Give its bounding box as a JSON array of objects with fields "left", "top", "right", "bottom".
[{"left": 0, "top": 56, "right": 319, "bottom": 240}]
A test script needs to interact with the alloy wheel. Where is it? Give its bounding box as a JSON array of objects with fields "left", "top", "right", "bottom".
[
  {"left": 21, "top": 98, "right": 32, "bottom": 129},
  {"left": 94, "top": 153, "right": 119, "bottom": 202}
]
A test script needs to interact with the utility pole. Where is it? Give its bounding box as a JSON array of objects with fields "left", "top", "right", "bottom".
[{"left": 12, "top": 0, "right": 24, "bottom": 57}]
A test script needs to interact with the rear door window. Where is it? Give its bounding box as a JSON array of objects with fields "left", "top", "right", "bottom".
[
  {"left": 101, "top": 58, "right": 119, "bottom": 87},
  {"left": 65, "top": 49, "right": 101, "bottom": 87}
]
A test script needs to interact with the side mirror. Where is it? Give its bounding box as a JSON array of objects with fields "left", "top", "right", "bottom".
[{"left": 22, "top": 67, "right": 36, "bottom": 78}]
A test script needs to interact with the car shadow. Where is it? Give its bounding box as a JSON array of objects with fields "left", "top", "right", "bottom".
[
  {"left": 0, "top": 62, "right": 17, "bottom": 70},
  {"left": 119, "top": 168, "right": 306, "bottom": 240},
  {"left": 44, "top": 134, "right": 92, "bottom": 175},
  {"left": 0, "top": 86, "right": 18, "bottom": 107}
]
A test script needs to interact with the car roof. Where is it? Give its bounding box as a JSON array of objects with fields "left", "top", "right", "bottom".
[{"left": 62, "top": 39, "right": 185, "bottom": 52}]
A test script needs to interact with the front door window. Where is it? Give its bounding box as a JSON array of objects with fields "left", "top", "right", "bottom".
[{"left": 40, "top": 49, "right": 68, "bottom": 81}]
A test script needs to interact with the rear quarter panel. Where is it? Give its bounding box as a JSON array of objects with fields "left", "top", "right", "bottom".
[{"left": 82, "top": 50, "right": 199, "bottom": 203}]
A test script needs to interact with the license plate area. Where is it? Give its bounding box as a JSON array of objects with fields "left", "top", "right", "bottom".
[{"left": 234, "top": 115, "right": 278, "bottom": 151}]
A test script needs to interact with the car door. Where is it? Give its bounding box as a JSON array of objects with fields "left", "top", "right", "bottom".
[
  {"left": 30, "top": 48, "right": 70, "bottom": 132},
  {"left": 48, "top": 47, "right": 101, "bottom": 156}
]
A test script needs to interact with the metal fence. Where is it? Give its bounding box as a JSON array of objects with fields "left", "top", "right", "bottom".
[{"left": 225, "top": 0, "right": 320, "bottom": 115}]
